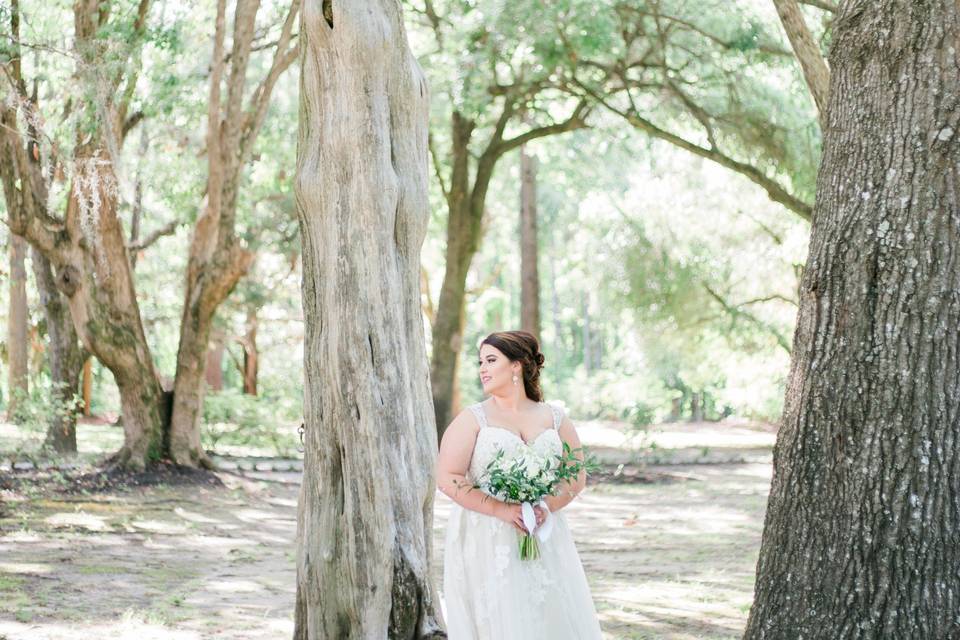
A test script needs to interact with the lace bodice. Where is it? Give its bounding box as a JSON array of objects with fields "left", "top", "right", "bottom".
[{"left": 466, "top": 401, "right": 564, "bottom": 488}]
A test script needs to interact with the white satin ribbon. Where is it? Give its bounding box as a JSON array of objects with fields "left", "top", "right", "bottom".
[{"left": 521, "top": 500, "right": 554, "bottom": 542}]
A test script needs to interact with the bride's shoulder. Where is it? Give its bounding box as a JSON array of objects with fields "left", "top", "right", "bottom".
[
  {"left": 541, "top": 400, "right": 566, "bottom": 414},
  {"left": 450, "top": 403, "right": 484, "bottom": 430}
]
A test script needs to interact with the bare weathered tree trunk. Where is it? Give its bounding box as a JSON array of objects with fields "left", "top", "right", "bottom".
[
  {"left": 744, "top": 2, "right": 960, "bottom": 637},
  {"left": 772, "top": 0, "right": 830, "bottom": 125},
  {"left": 168, "top": 0, "right": 299, "bottom": 467},
  {"left": 519, "top": 144, "right": 540, "bottom": 340},
  {"left": 32, "top": 248, "right": 86, "bottom": 453},
  {"left": 293, "top": 1, "right": 444, "bottom": 637},
  {"left": 6, "top": 233, "right": 29, "bottom": 417},
  {"left": 240, "top": 308, "right": 258, "bottom": 395}
]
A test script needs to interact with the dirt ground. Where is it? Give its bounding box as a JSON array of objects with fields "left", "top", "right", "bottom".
[{"left": 0, "top": 420, "right": 774, "bottom": 640}]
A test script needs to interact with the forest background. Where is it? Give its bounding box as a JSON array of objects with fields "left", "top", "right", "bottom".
[{"left": 0, "top": 0, "right": 823, "bottom": 457}]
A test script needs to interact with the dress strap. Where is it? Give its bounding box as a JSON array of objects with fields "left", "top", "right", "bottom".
[
  {"left": 548, "top": 403, "right": 563, "bottom": 430},
  {"left": 469, "top": 402, "right": 489, "bottom": 430}
]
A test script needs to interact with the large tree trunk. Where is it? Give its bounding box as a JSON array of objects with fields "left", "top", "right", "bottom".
[
  {"left": 167, "top": 0, "right": 297, "bottom": 467},
  {"left": 0, "top": 118, "right": 166, "bottom": 469},
  {"left": 293, "top": 2, "right": 444, "bottom": 637},
  {"left": 6, "top": 233, "right": 29, "bottom": 417},
  {"left": 240, "top": 307, "right": 258, "bottom": 395},
  {"left": 169, "top": 244, "right": 251, "bottom": 467},
  {"left": 61, "top": 146, "right": 168, "bottom": 468},
  {"left": 205, "top": 329, "right": 224, "bottom": 392},
  {"left": 32, "top": 248, "right": 86, "bottom": 454},
  {"left": 744, "top": 3, "right": 960, "bottom": 638},
  {"left": 519, "top": 144, "right": 540, "bottom": 340},
  {"left": 0, "top": 0, "right": 168, "bottom": 469},
  {"left": 430, "top": 113, "right": 480, "bottom": 438}
]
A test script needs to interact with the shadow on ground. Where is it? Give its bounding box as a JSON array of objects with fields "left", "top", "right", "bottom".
[{"left": 0, "top": 420, "right": 773, "bottom": 640}]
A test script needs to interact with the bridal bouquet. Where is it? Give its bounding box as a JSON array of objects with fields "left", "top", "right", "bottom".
[{"left": 475, "top": 442, "right": 597, "bottom": 560}]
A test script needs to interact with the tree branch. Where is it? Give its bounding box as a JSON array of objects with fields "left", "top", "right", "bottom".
[
  {"left": 0, "top": 97, "right": 67, "bottom": 262},
  {"left": 798, "top": 0, "right": 837, "bottom": 11},
  {"left": 576, "top": 78, "right": 812, "bottom": 220},
  {"left": 629, "top": 6, "right": 794, "bottom": 58},
  {"left": 203, "top": 0, "right": 228, "bottom": 241},
  {"left": 240, "top": 0, "right": 301, "bottom": 160},
  {"left": 738, "top": 293, "right": 798, "bottom": 307},
  {"left": 127, "top": 219, "right": 178, "bottom": 252},
  {"left": 428, "top": 133, "right": 449, "bottom": 200},
  {"left": 496, "top": 99, "right": 591, "bottom": 157},
  {"left": 121, "top": 110, "right": 145, "bottom": 142},
  {"left": 772, "top": 0, "right": 831, "bottom": 124},
  {"left": 116, "top": 0, "right": 152, "bottom": 127},
  {"left": 221, "top": 0, "right": 260, "bottom": 158},
  {"left": 703, "top": 283, "right": 792, "bottom": 353}
]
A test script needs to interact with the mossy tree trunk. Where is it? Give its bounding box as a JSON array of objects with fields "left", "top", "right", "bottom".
[{"left": 0, "top": 0, "right": 165, "bottom": 468}]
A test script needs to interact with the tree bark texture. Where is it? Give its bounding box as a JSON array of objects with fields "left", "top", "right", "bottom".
[
  {"left": 63, "top": 145, "right": 169, "bottom": 468},
  {"left": 32, "top": 247, "right": 86, "bottom": 453},
  {"left": 168, "top": 0, "right": 298, "bottom": 467},
  {"left": 6, "top": 233, "right": 29, "bottom": 417},
  {"left": 205, "top": 330, "right": 225, "bottom": 392},
  {"left": 519, "top": 144, "right": 540, "bottom": 340},
  {"left": 744, "top": 3, "right": 960, "bottom": 638},
  {"left": 293, "top": 1, "right": 444, "bottom": 638}
]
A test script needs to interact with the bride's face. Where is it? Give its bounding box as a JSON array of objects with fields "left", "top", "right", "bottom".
[{"left": 478, "top": 344, "right": 518, "bottom": 394}]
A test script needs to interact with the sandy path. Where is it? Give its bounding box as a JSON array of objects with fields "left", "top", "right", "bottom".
[{"left": 0, "top": 458, "right": 769, "bottom": 640}]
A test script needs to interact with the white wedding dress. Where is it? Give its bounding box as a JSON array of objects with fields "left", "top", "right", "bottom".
[{"left": 442, "top": 401, "right": 603, "bottom": 639}]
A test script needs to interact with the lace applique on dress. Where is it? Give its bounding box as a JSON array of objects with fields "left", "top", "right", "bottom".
[
  {"left": 494, "top": 543, "right": 511, "bottom": 577},
  {"left": 547, "top": 402, "right": 564, "bottom": 431}
]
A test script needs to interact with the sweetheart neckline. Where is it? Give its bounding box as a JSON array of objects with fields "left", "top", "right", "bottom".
[{"left": 479, "top": 426, "right": 558, "bottom": 447}]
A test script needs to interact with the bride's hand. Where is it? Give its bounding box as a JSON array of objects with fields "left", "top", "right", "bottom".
[
  {"left": 533, "top": 505, "right": 547, "bottom": 527},
  {"left": 495, "top": 503, "right": 530, "bottom": 533}
]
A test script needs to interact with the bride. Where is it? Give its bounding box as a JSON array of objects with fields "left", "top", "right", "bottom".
[{"left": 436, "top": 330, "right": 603, "bottom": 639}]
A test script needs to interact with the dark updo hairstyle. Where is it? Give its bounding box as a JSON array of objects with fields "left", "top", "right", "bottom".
[{"left": 479, "top": 330, "right": 546, "bottom": 402}]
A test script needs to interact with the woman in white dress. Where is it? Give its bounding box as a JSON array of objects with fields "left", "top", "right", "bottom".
[{"left": 436, "top": 330, "right": 603, "bottom": 639}]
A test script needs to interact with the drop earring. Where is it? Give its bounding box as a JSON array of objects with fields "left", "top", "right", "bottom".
[{"left": 512, "top": 374, "right": 519, "bottom": 385}]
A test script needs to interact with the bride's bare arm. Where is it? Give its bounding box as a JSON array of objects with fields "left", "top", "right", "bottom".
[
  {"left": 544, "top": 414, "right": 587, "bottom": 513},
  {"left": 437, "top": 410, "right": 504, "bottom": 516}
]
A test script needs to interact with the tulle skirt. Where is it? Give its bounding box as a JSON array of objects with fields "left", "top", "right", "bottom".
[{"left": 442, "top": 504, "right": 603, "bottom": 639}]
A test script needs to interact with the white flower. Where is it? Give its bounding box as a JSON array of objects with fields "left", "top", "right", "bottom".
[{"left": 519, "top": 453, "right": 544, "bottom": 476}]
